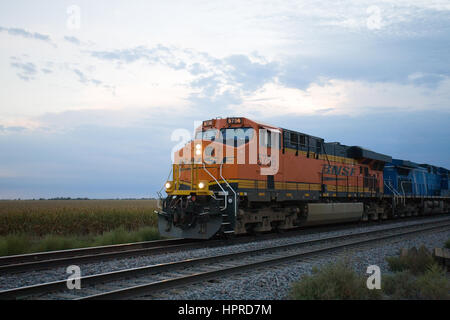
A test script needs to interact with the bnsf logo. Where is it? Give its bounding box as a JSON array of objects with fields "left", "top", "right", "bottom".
[{"left": 323, "top": 165, "right": 355, "bottom": 176}]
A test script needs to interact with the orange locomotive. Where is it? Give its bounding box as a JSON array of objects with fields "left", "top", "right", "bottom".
[{"left": 158, "top": 117, "right": 392, "bottom": 239}]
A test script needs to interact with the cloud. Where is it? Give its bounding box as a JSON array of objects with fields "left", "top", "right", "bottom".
[
  {"left": 229, "top": 77, "right": 450, "bottom": 117},
  {"left": 95, "top": 46, "right": 280, "bottom": 103},
  {"left": 73, "top": 68, "right": 95, "bottom": 84},
  {"left": 408, "top": 72, "right": 448, "bottom": 88},
  {"left": 0, "top": 125, "right": 27, "bottom": 133},
  {"left": 9, "top": 56, "right": 55, "bottom": 81},
  {"left": 72, "top": 68, "right": 115, "bottom": 94},
  {"left": 10, "top": 60, "right": 38, "bottom": 81},
  {"left": 64, "top": 36, "right": 81, "bottom": 45},
  {"left": 90, "top": 45, "right": 196, "bottom": 74},
  {"left": 3, "top": 126, "right": 26, "bottom": 132},
  {"left": 277, "top": 31, "right": 450, "bottom": 90},
  {"left": 224, "top": 55, "right": 278, "bottom": 91},
  {"left": 86, "top": 38, "right": 450, "bottom": 120},
  {"left": 90, "top": 45, "right": 235, "bottom": 100},
  {"left": 188, "top": 63, "right": 208, "bottom": 75},
  {"left": 91, "top": 46, "right": 158, "bottom": 63},
  {"left": 0, "top": 26, "right": 52, "bottom": 43}
]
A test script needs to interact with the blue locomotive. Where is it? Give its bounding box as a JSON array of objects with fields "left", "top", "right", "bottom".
[
  {"left": 383, "top": 159, "right": 449, "bottom": 215},
  {"left": 384, "top": 159, "right": 449, "bottom": 197}
]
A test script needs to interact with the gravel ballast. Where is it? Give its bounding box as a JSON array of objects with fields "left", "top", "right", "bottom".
[
  {"left": 148, "top": 228, "right": 449, "bottom": 300},
  {"left": 0, "top": 216, "right": 449, "bottom": 296}
]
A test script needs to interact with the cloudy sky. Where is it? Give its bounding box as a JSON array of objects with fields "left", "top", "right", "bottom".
[{"left": 0, "top": 0, "right": 449, "bottom": 199}]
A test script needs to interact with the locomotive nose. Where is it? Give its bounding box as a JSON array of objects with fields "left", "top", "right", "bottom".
[{"left": 157, "top": 198, "right": 223, "bottom": 239}]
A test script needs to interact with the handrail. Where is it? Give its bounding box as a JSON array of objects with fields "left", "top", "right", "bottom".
[
  {"left": 202, "top": 163, "right": 228, "bottom": 211},
  {"left": 384, "top": 180, "right": 400, "bottom": 196},
  {"left": 220, "top": 163, "right": 237, "bottom": 218},
  {"left": 384, "top": 180, "right": 405, "bottom": 205}
]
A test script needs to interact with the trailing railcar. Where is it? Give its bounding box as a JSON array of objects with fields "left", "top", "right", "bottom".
[
  {"left": 384, "top": 160, "right": 441, "bottom": 197},
  {"left": 384, "top": 159, "right": 449, "bottom": 215},
  {"left": 439, "top": 167, "right": 450, "bottom": 197},
  {"left": 157, "top": 117, "right": 449, "bottom": 239}
]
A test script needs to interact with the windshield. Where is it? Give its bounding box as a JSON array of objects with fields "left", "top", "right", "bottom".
[
  {"left": 220, "top": 127, "right": 255, "bottom": 146},
  {"left": 195, "top": 129, "right": 218, "bottom": 141}
]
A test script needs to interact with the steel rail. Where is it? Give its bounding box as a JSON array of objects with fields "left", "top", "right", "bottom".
[
  {"left": 0, "top": 239, "right": 204, "bottom": 274},
  {"left": 0, "top": 238, "right": 193, "bottom": 266}
]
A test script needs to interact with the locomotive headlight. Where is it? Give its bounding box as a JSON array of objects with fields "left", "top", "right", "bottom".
[
  {"left": 198, "top": 181, "right": 208, "bottom": 190},
  {"left": 195, "top": 144, "right": 202, "bottom": 156},
  {"left": 165, "top": 181, "right": 172, "bottom": 190}
]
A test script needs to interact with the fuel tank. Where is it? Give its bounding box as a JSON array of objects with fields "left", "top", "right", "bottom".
[{"left": 303, "top": 202, "right": 363, "bottom": 226}]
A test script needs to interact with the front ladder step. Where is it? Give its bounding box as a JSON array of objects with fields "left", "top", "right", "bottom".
[{"left": 221, "top": 212, "right": 234, "bottom": 233}]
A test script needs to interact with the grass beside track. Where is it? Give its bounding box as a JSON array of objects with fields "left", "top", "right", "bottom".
[
  {"left": 0, "top": 200, "right": 160, "bottom": 256},
  {"left": 289, "top": 242, "right": 450, "bottom": 300},
  {"left": 289, "top": 261, "right": 382, "bottom": 300}
]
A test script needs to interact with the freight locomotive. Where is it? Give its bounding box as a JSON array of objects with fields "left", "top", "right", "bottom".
[{"left": 157, "top": 117, "right": 450, "bottom": 239}]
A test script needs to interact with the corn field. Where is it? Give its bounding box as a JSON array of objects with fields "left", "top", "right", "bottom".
[{"left": 0, "top": 200, "right": 159, "bottom": 236}]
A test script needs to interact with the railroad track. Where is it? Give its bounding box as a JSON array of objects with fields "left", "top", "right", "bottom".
[
  {"left": 0, "top": 238, "right": 202, "bottom": 274},
  {"left": 1, "top": 214, "right": 447, "bottom": 274},
  {"left": 1, "top": 216, "right": 449, "bottom": 300}
]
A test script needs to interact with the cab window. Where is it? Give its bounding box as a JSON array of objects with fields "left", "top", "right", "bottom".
[
  {"left": 260, "top": 130, "right": 271, "bottom": 148},
  {"left": 220, "top": 127, "right": 254, "bottom": 146},
  {"left": 195, "top": 129, "right": 218, "bottom": 141}
]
